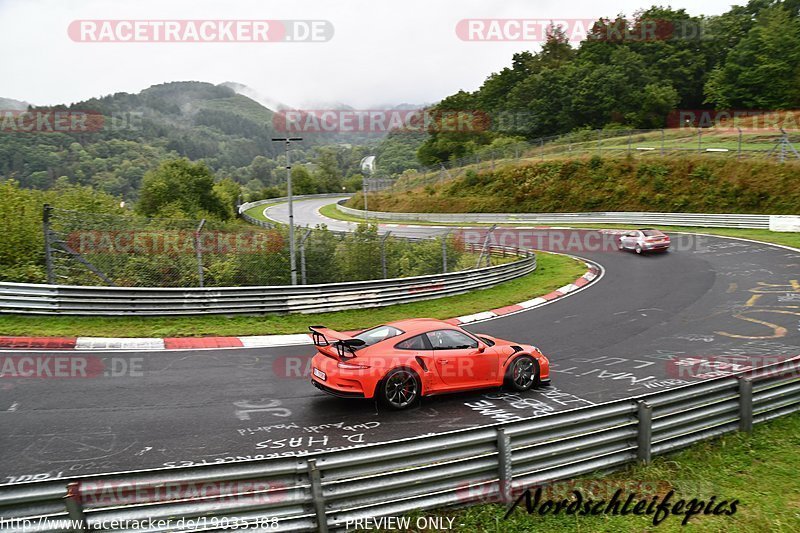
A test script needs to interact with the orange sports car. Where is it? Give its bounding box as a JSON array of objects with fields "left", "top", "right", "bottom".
[{"left": 309, "top": 318, "right": 551, "bottom": 409}]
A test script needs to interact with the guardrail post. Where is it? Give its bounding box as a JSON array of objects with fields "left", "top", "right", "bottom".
[
  {"left": 64, "top": 482, "right": 88, "bottom": 531},
  {"left": 739, "top": 377, "right": 754, "bottom": 433},
  {"left": 496, "top": 427, "right": 513, "bottom": 504},
  {"left": 637, "top": 401, "right": 652, "bottom": 464},
  {"left": 307, "top": 459, "right": 328, "bottom": 533}
]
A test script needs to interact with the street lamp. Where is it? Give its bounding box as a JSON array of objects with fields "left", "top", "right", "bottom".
[
  {"left": 272, "top": 137, "right": 303, "bottom": 285},
  {"left": 360, "top": 155, "right": 376, "bottom": 224}
]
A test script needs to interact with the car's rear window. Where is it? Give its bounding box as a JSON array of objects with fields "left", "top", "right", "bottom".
[
  {"left": 354, "top": 325, "right": 404, "bottom": 347},
  {"left": 643, "top": 230, "right": 664, "bottom": 236}
]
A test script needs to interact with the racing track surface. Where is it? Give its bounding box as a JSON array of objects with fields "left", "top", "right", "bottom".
[{"left": 1, "top": 197, "right": 799, "bottom": 484}]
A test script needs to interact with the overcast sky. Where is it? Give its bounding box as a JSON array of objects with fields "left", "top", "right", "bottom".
[{"left": 1, "top": 0, "right": 742, "bottom": 109}]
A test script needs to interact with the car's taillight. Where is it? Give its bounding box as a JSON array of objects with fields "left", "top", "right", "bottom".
[{"left": 337, "top": 361, "right": 370, "bottom": 369}]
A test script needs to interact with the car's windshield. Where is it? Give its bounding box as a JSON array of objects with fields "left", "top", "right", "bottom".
[
  {"left": 353, "top": 325, "right": 404, "bottom": 347},
  {"left": 643, "top": 230, "right": 664, "bottom": 237}
]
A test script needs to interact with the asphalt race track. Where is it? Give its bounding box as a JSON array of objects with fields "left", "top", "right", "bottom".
[{"left": 1, "top": 197, "right": 799, "bottom": 484}]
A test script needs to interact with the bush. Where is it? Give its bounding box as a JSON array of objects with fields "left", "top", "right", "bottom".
[{"left": 350, "top": 157, "right": 800, "bottom": 215}]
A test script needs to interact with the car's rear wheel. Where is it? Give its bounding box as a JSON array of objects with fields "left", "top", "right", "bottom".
[
  {"left": 635, "top": 244, "right": 643, "bottom": 254},
  {"left": 506, "top": 355, "right": 538, "bottom": 391},
  {"left": 379, "top": 368, "right": 421, "bottom": 409}
]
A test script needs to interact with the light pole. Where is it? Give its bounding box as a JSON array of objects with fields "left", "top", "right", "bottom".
[
  {"left": 272, "top": 137, "right": 303, "bottom": 285},
  {"left": 360, "top": 155, "right": 376, "bottom": 224}
]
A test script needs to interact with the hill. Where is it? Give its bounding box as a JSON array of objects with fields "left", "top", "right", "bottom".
[
  {"left": 0, "top": 97, "right": 30, "bottom": 110},
  {"left": 347, "top": 156, "right": 800, "bottom": 215},
  {"left": 0, "top": 81, "right": 329, "bottom": 199}
]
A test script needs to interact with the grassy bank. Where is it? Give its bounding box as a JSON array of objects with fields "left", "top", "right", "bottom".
[
  {"left": 242, "top": 202, "right": 279, "bottom": 222},
  {"left": 380, "top": 411, "right": 800, "bottom": 532},
  {"left": 347, "top": 157, "right": 800, "bottom": 215},
  {"left": 0, "top": 252, "right": 585, "bottom": 337}
]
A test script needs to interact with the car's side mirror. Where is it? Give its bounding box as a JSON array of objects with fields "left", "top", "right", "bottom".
[{"left": 476, "top": 344, "right": 486, "bottom": 354}]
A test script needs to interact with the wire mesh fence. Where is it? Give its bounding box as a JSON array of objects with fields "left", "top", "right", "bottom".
[
  {"left": 383, "top": 127, "right": 800, "bottom": 192},
  {"left": 43, "top": 206, "right": 489, "bottom": 288}
]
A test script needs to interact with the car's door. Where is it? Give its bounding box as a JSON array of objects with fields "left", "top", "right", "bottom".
[
  {"left": 394, "top": 333, "right": 433, "bottom": 378},
  {"left": 621, "top": 231, "right": 639, "bottom": 249},
  {"left": 426, "top": 329, "right": 498, "bottom": 387}
]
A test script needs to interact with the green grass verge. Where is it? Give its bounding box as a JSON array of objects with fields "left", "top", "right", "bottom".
[
  {"left": 317, "top": 204, "right": 800, "bottom": 250},
  {"left": 378, "top": 411, "right": 800, "bottom": 532},
  {"left": 319, "top": 202, "right": 371, "bottom": 223},
  {"left": 0, "top": 252, "right": 585, "bottom": 337},
  {"left": 242, "top": 202, "right": 280, "bottom": 222}
]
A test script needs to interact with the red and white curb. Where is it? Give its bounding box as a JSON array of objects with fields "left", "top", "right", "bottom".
[
  {"left": 0, "top": 262, "right": 601, "bottom": 351},
  {"left": 446, "top": 262, "right": 600, "bottom": 325}
]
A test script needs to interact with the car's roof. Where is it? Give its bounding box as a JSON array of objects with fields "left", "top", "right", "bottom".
[{"left": 383, "top": 318, "right": 456, "bottom": 334}]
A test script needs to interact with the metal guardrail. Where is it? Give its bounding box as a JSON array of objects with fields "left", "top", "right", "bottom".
[
  {"left": 335, "top": 202, "right": 787, "bottom": 229},
  {"left": 1, "top": 357, "right": 798, "bottom": 532},
  {"left": 0, "top": 246, "right": 535, "bottom": 316}
]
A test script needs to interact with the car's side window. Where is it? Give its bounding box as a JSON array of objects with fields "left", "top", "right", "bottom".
[
  {"left": 395, "top": 334, "right": 429, "bottom": 350},
  {"left": 426, "top": 329, "right": 479, "bottom": 350}
]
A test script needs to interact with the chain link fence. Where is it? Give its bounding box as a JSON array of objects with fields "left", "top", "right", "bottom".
[
  {"left": 386, "top": 127, "right": 800, "bottom": 192},
  {"left": 43, "top": 206, "right": 492, "bottom": 288}
]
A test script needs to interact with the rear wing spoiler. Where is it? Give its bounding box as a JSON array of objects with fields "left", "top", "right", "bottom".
[{"left": 309, "top": 326, "right": 365, "bottom": 358}]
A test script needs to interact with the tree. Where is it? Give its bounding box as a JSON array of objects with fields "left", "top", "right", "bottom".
[
  {"left": 213, "top": 177, "right": 243, "bottom": 218},
  {"left": 637, "top": 83, "right": 680, "bottom": 128},
  {"left": 290, "top": 165, "right": 320, "bottom": 195},
  {"left": 705, "top": 5, "right": 800, "bottom": 108},
  {"left": 313, "top": 147, "right": 343, "bottom": 191},
  {"left": 136, "top": 158, "right": 229, "bottom": 220}
]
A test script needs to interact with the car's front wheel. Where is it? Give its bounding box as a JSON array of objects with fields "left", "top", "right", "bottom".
[
  {"left": 505, "top": 355, "right": 538, "bottom": 391},
  {"left": 379, "top": 368, "right": 421, "bottom": 409},
  {"left": 635, "top": 244, "right": 643, "bottom": 254}
]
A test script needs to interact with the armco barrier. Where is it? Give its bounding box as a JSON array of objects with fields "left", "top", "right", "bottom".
[
  {"left": 0, "top": 246, "right": 535, "bottom": 316},
  {"left": 335, "top": 202, "right": 795, "bottom": 230},
  {"left": 1, "top": 358, "right": 798, "bottom": 532}
]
